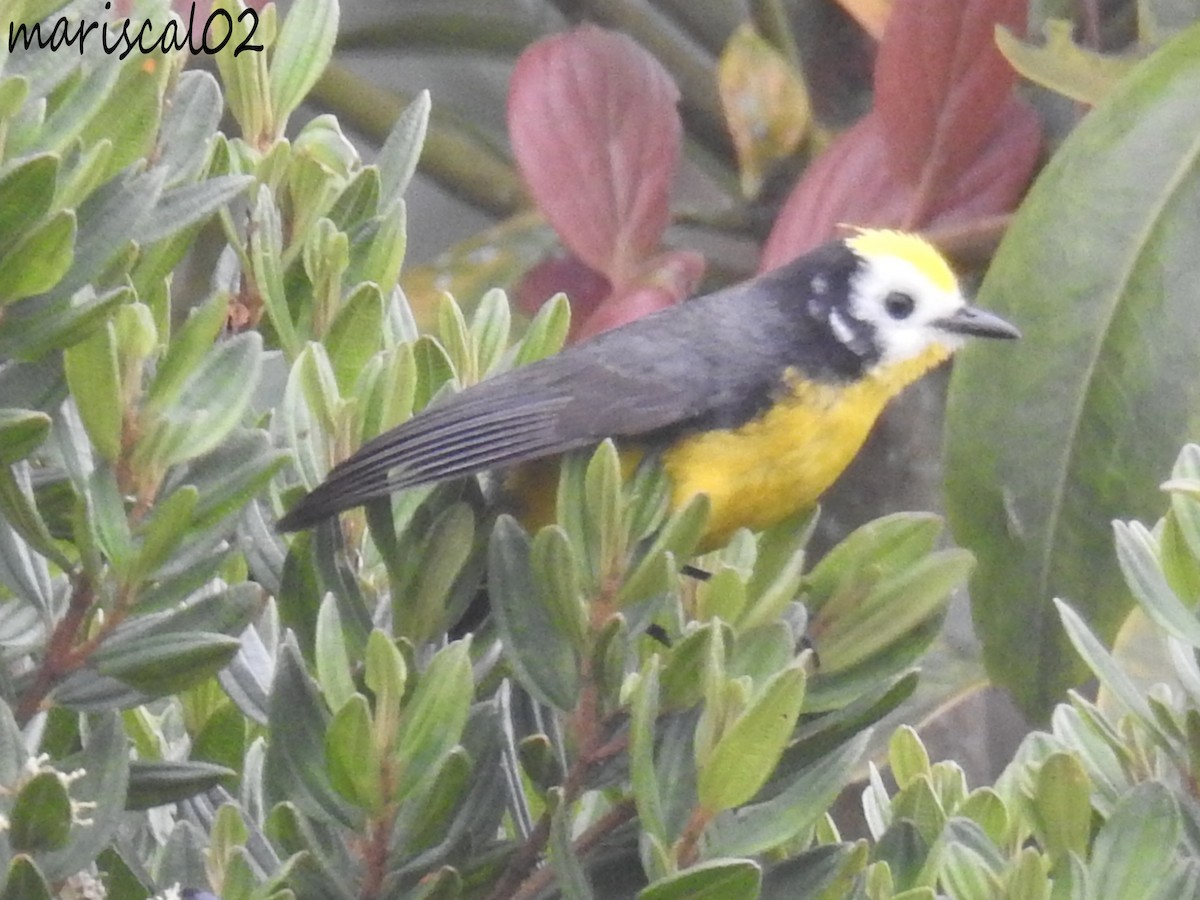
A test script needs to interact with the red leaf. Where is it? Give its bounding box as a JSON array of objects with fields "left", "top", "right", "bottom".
[
  {"left": 759, "top": 96, "right": 1040, "bottom": 272},
  {"left": 508, "top": 26, "right": 682, "bottom": 285},
  {"left": 515, "top": 254, "right": 611, "bottom": 321},
  {"left": 576, "top": 250, "right": 705, "bottom": 340},
  {"left": 875, "top": 0, "right": 1027, "bottom": 188}
]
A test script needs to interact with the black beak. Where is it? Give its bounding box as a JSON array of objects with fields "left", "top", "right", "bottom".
[{"left": 935, "top": 305, "right": 1021, "bottom": 340}]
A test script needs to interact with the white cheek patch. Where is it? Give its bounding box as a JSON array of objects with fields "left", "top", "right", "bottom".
[{"left": 849, "top": 255, "right": 965, "bottom": 365}]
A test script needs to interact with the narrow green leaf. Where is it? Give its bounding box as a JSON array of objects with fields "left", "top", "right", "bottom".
[
  {"left": 631, "top": 658, "right": 667, "bottom": 844},
  {"left": 139, "top": 333, "right": 263, "bottom": 468},
  {"left": 639, "top": 858, "right": 762, "bottom": 900},
  {"left": 249, "top": 186, "right": 300, "bottom": 356},
  {"left": 946, "top": 25, "right": 1200, "bottom": 719},
  {"left": 315, "top": 595, "right": 357, "bottom": 713},
  {"left": 9, "top": 772, "right": 72, "bottom": 852},
  {"left": 437, "top": 290, "right": 473, "bottom": 384},
  {"left": 1114, "top": 520, "right": 1200, "bottom": 646},
  {"left": 62, "top": 318, "right": 121, "bottom": 463},
  {"left": 0, "top": 207, "right": 76, "bottom": 304},
  {"left": 489, "top": 515, "right": 580, "bottom": 710},
  {"left": 126, "top": 759, "right": 236, "bottom": 810},
  {"left": 0, "top": 856, "right": 52, "bottom": 900},
  {"left": 145, "top": 289, "right": 228, "bottom": 411},
  {"left": 263, "top": 639, "right": 357, "bottom": 828},
  {"left": 326, "top": 694, "right": 381, "bottom": 811},
  {"left": 269, "top": 0, "right": 339, "bottom": 124},
  {"left": 93, "top": 632, "right": 241, "bottom": 695},
  {"left": 157, "top": 70, "right": 224, "bottom": 182},
  {"left": 705, "top": 730, "right": 869, "bottom": 859},
  {"left": 325, "top": 282, "right": 385, "bottom": 392},
  {"left": 889, "top": 726, "right": 931, "bottom": 790},
  {"left": 0, "top": 409, "right": 51, "bottom": 464},
  {"left": 547, "top": 788, "right": 593, "bottom": 899},
  {"left": 514, "top": 292, "right": 570, "bottom": 367},
  {"left": 698, "top": 663, "right": 807, "bottom": 812},
  {"left": 364, "top": 629, "right": 408, "bottom": 746},
  {"left": 0, "top": 153, "right": 56, "bottom": 243},
  {"left": 378, "top": 89, "right": 430, "bottom": 208},
  {"left": 470, "top": 287, "right": 511, "bottom": 377},
  {"left": 133, "top": 175, "right": 253, "bottom": 245},
  {"left": 1032, "top": 752, "right": 1092, "bottom": 863},
  {"left": 1090, "top": 783, "right": 1180, "bottom": 900},
  {"left": 394, "top": 640, "right": 473, "bottom": 802},
  {"left": 531, "top": 525, "right": 588, "bottom": 649},
  {"left": 130, "top": 485, "right": 198, "bottom": 581}
]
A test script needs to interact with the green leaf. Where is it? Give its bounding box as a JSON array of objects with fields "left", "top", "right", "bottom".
[
  {"left": 945, "top": 24, "right": 1200, "bottom": 720},
  {"left": 315, "top": 594, "right": 357, "bottom": 713},
  {"left": 394, "top": 640, "right": 473, "bottom": 802},
  {"left": 995, "top": 21, "right": 1134, "bottom": 105},
  {"left": 145, "top": 289, "right": 228, "bottom": 412},
  {"left": 77, "top": 45, "right": 170, "bottom": 176},
  {"left": 1090, "top": 783, "right": 1180, "bottom": 900},
  {"left": 531, "top": 525, "right": 588, "bottom": 650},
  {"left": 263, "top": 639, "right": 356, "bottom": 828},
  {"left": 93, "top": 631, "right": 242, "bottom": 695},
  {"left": 547, "top": 788, "right": 593, "bottom": 899},
  {"left": 489, "top": 515, "right": 580, "bottom": 710},
  {"left": 39, "top": 712, "right": 129, "bottom": 880},
  {"left": 133, "top": 175, "right": 253, "bottom": 245},
  {"left": 62, "top": 318, "right": 121, "bottom": 463},
  {"left": 326, "top": 694, "right": 381, "bottom": 811},
  {"left": 630, "top": 658, "right": 667, "bottom": 845},
  {"left": 249, "top": 186, "right": 300, "bottom": 356},
  {"left": 0, "top": 210, "right": 76, "bottom": 303},
  {"left": 705, "top": 730, "right": 869, "bottom": 859},
  {"left": 9, "top": 772, "right": 72, "bottom": 853},
  {"left": 0, "top": 409, "right": 51, "bottom": 464},
  {"left": 698, "top": 663, "right": 807, "bottom": 813},
  {"left": 269, "top": 0, "right": 339, "bottom": 125},
  {"left": 889, "top": 726, "right": 931, "bottom": 790},
  {"left": 157, "top": 70, "right": 224, "bottom": 183},
  {"left": 325, "top": 282, "right": 384, "bottom": 392},
  {"left": 639, "top": 858, "right": 762, "bottom": 900},
  {"left": 130, "top": 485, "right": 198, "bottom": 580},
  {"left": 513, "top": 292, "right": 570, "bottom": 367},
  {"left": 137, "top": 333, "right": 263, "bottom": 468},
  {"left": 0, "top": 153, "right": 56, "bottom": 243},
  {"left": 126, "top": 759, "right": 236, "bottom": 810},
  {"left": 1114, "top": 520, "right": 1200, "bottom": 646},
  {"left": 0, "top": 856, "right": 52, "bottom": 900},
  {"left": 1032, "top": 752, "right": 1091, "bottom": 863},
  {"left": 378, "top": 89, "right": 430, "bottom": 208}
]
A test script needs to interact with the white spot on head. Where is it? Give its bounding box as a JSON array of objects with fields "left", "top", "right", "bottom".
[
  {"left": 811, "top": 274, "right": 828, "bottom": 294},
  {"left": 849, "top": 252, "right": 966, "bottom": 366},
  {"left": 827, "top": 309, "right": 857, "bottom": 348}
]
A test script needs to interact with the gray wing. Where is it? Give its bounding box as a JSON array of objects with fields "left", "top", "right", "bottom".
[{"left": 277, "top": 277, "right": 795, "bottom": 531}]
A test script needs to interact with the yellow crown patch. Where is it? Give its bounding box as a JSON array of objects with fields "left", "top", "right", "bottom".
[{"left": 845, "top": 229, "right": 958, "bottom": 293}]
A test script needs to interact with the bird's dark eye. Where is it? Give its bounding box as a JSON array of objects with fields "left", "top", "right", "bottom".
[{"left": 884, "top": 291, "right": 915, "bottom": 320}]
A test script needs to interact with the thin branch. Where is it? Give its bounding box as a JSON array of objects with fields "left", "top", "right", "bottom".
[
  {"left": 311, "top": 64, "right": 529, "bottom": 218},
  {"left": 16, "top": 571, "right": 94, "bottom": 726}
]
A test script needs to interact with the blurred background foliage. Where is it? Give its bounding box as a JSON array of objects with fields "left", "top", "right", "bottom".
[{"left": 1, "top": 0, "right": 1200, "bottom": 896}]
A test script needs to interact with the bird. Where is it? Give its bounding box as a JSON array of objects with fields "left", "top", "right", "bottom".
[{"left": 277, "top": 229, "right": 1019, "bottom": 547}]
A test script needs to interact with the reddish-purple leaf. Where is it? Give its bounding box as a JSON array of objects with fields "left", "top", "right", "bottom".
[
  {"left": 508, "top": 26, "right": 682, "bottom": 285},
  {"left": 515, "top": 254, "right": 611, "bottom": 322},
  {"left": 759, "top": 96, "right": 1040, "bottom": 272},
  {"left": 875, "top": 0, "right": 1027, "bottom": 188},
  {"left": 576, "top": 250, "right": 705, "bottom": 340}
]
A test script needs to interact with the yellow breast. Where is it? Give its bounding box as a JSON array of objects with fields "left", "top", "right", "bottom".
[
  {"left": 661, "top": 345, "right": 951, "bottom": 547},
  {"left": 506, "top": 344, "right": 951, "bottom": 548}
]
